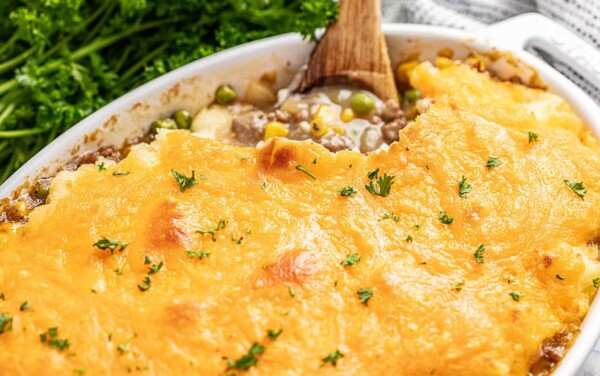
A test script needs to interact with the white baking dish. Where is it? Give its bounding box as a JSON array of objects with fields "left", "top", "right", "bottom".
[{"left": 1, "top": 13, "right": 599, "bottom": 375}]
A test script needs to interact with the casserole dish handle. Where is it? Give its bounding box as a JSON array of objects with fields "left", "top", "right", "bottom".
[{"left": 483, "top": 13, "right": 600, "bottom": 90}]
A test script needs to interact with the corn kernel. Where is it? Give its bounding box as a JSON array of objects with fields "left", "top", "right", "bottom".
[
  {"left": 331, "top": 125, "right": 346, "bottom": 135},
  {"left": 395, "top": 60, "right": 419, "bottom": 84},
  {"left": 465, "top": 56, "right": 486, "bottom": 72},
  {"left": 15, "top": 201, "right": 28, "bottom": 217},
  {"left": 263, "top": 121, "right": 289, "bottom": 140},
  {"left": 437, "top": 47, "right": 454, "bottom": 59},
  {"left": 340, "top": 108, "right": 354, "bottom": 123},
  {"left": 310, "top": 118, "right": 329, "bottom": 138},
  {"left": 435, "top": 56, "right": 454, "bottom": 69}
]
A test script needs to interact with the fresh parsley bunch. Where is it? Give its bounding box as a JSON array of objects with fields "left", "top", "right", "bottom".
[{"left": 0, "top": 0, "right": 338, "bottom": 182}]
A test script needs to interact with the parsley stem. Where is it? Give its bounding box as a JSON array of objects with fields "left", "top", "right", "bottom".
[
  {"left": 295, "top": 165, "right": 317, "bottom": 179},
  {"left": 0, "top": 47, "right": 36, "bottom": 76},
  {"left": 0, "top": 128, "right": 48, "bottom": 139}
]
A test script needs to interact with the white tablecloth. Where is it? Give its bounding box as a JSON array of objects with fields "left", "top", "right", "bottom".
[{"left": 381, "top": 0, "right": 600, "bottom": 374}]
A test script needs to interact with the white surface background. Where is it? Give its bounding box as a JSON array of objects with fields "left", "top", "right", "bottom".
[{"left": 381, "top": 0, "right": 600, "bottom": 373}]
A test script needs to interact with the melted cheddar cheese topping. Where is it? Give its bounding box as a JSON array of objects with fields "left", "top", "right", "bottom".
[{"left": 1, "top": 63, "right": 600, "bottom": 375}]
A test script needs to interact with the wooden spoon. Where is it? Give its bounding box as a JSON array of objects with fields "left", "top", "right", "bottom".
[{"left": 297, "top": 0, "right": 398, "bottom": 103}]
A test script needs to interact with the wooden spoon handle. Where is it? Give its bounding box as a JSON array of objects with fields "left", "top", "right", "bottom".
[{"left": 298, "top": 0, "right": 398, "bottom": 103}]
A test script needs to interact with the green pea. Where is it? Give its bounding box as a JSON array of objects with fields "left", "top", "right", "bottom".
[
  {"left": 350, "top": 92, "right": 375, "bottom": 114},
  {"left": 405, "top": 89, "right": 421, "bottom": 102},
  {"left": 151, "top": 118, "right": 177, "bottom": 133},
  {"left": 215, "top": 85, "right": 237, "bottom": 105},
  {"left": 173, "top": 110, "right": 192, "bottom": 129}
]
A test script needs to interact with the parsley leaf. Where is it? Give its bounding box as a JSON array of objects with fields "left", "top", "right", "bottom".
[
  {"left": 171, "top": 169, "right": 198, "bottom": 192},
  {"left": 112, "top": 171, "right": 129, "bottom": 176},
  {"left": 295, "top": 164, "right": 317, "bottom": 179},
  {"left": 593, "top": 278, "right": 599, "bottom": 289},
  {"left": 439, "top": 211, "right": 453, "bottom": 225},
  {"left": 225, "top": 342, "right": 265, "bottom": 371},
  {"left": 137, "top": 276, "right": 151, "bottom": 292},
  {"left": 357, "top": 287, "right": 372, "bottom": 305},
  {"left": 148, "top": 261, "right": 164, "bottom": 275},
  {"left": 40, "top": 327, "right": 69, "bottom": 351},
  {"left": 509, "top": 291, "right": 523, "bottom": 301},
  {"left": 381, "top": 212, "right": 400, "bottom": 222},
  {"left": 528, "top": 131, "right": 539, "bottom": 143},
  {"left": 196, "top": 219, "right": 227, "bottom": 241},
  {"left": 367, "top": 168, "right": 379, "bottom": 180},
  {"left": 117, "top": 344, "right": 130, "bottom": 354},
  {"left": 365, "top": 173, "right": 394, "bottom": 197},
  {"left": 486, "top": 157, "right": 502, "bottom": 169},
  {"left": 556, "top": 274, "right": 565, "bottom": 280},
  {"left": 452, "top": 280, "right": 464, "bottom": 291},
  {"left": 267, "top": 329, "right": 282, "bottom": 340},
  {"left": 322, "top": 350, "right": 344, "bottom": 366},
  {"left": 0, "top": 293, "right": 4, "bottom": 301},
  {"left": 338, "top": 186, "right": 357, "bottom": 197},
  {"left": 98, "top": 162, "right": 106, "bottom": 172},
  {"left": 0, "top": 313, "right": 13, "bottom": 334},
  {"left": 20, "top": 301, "right": 30, "bottom": 311},
  {"left": 185, "top": 250, "right": 210, "bottom": 260},
  {"left": 564, "top": 180, "right": 586, "bottom": 200},
  {"left": 341, "top": 253, "right": 361, "bottom": 267},
  {"left": 93, "top": 237, "right": 128, "bottom": 254},
  {"left": 288, "top": 287, "right": 296, "bottom": 297},
  {"left": 458, "top": 176, "right": 472, "bottom": 198},
  {"left": 474, "top": 245, "right": 485, "bottom": 263}
]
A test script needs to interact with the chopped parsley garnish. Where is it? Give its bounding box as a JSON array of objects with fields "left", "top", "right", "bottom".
[
  {"left": 185, "top": 250, "right": 210, "bottom": 260},
  {"left": 381, "top": 212, "right": 400, "bottom": 222},
  {"left": 322, "top": 350, "right": 344, "bottom": 366},
  {"left": 414, "top": 223, "right": 421, "bottom": 229},
  {"left": 196, "top": 219, "right": 227, "bottom": 241},
  {"left": 341, "top": 253, "right": 361, "bottom": 267},
  {"left": 288, "top": 287, "right": 296, "bottom": 297},
  {"left": 171, "top": 169, "right": 199, "bottom": 192},
  {"left": 365, "top": 172, "right": 394, "bottom": 197},
  {"left": 312, "top": 158, "right": 317, "bottom": 164},
  {"left": 117, "top": 344, "right": 130, "bottom": 354},
  {"left": 528, "top": 131, "right": 539, "bottom": 143},
  {"left": 40, "top": 327, "right": 69, "bottom": 351},
  {"left": 367, "top": 168, "right": 379, "bottom": 180},
  {"left": 98, "top": 162, "right": 106, "bottom": 172},
  {"left": 0, "top": 313, "right": 13, "bottom": 334},
  {"left": 406, "top": 235, "right": 413, "bottom": 242},
  {"left": 137, "top": 276, "right": 151, "bottom": 292},
  {"left": 474, "top": 245, "right": 485, "bottom": 263},
  {"left": 267, "top": 329, "right": 282, "bottom": 339},
  {"left": 458, "top": 176, "right": 472, "bottom": 198},
  {"left": 0, "top": 293, "right": 4, "bottom": 300},
  {"left": 594, "top": 278, "right": 599, "bottom": 289},
  {"left": 338, "top": 186, "right": 357, "bottom": 197},
  {"left": 509, "top": 291, "right": 523, "bottom": 301},
  {"left": 148, "top": 261, "right": 164, "bottom": 275},
  {"left": 556, "top": 274, "right": 565, "bottom": 280},
  {"left": 93, "top": 237, "right": 128, "bottom": 254},
  {"left": 225, "top": 342, "right": 265, "bottom": 371},
  {"left": 115, "top": 268, "right": 123, "bottom": 275},
  {"left": 261, "top": 182, "right": 266, "bottom": 190},
  {"left": 564, "top": 180, "right": 586, "bottom": 200},
  {"left": 20, "top": 301, "right": 30, "bottom": 311},
  {"left": 506, "top": 275, "right": 516, "bottom": 284},
  {"left": 295, "top": 164, "right": 317, "bottom": 180},
  {"left": 486, "top": 157, "right": 502, "bottom": 169},
  {"left": 231, "top": 231, "right": 244, "bottom": 244},
  {"left": 452, "top": 280, "right": 464, "bottom": 291},
  {"left": 144, "top": 256, "right": 152, "bottom": 265},
  {"left": 439, "top": 211, "right": 453, "bottom": 225},
  {"left": 112, "top": 171, "right": 129, "bottom": 176},
  {"left": 357, "top": 288, "right": 372, "bottom": 305}
]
